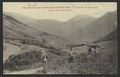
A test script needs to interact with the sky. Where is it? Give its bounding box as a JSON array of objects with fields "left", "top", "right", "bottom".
[{"left": 3, "top": 2, "right": 117, "bottom": 21}]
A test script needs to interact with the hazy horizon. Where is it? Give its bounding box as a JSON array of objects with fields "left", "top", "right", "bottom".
[{"left": 3, "top": 2, "right": 117, "bottom": 21}]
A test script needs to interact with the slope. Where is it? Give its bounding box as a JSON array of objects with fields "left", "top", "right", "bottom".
[
  {"left": 82, "top": 11, "right": 117, "bottom": 42},
  {"left": 5, "top": 12, "right": 96, "bottom": 42},
  {"left": 3, "top": 14, "right": 72, "bottom": 49}
]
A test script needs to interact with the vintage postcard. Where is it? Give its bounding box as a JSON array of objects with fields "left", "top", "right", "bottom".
[{"left": 3, "top": 2, "right": 117, "bottom": 74}]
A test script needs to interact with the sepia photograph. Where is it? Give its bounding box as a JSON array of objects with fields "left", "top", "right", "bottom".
[{"left": 3, "top": 2, "right": 118, "bottom": 74}]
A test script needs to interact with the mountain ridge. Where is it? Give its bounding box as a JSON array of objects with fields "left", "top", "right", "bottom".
[{"left": 3, "top": 14, "right": 73, "bottom": 49}]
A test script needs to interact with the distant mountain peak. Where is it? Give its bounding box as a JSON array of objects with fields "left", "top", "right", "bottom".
[{"left": 68, "top": 15, "right": 96, "bottom": 22}]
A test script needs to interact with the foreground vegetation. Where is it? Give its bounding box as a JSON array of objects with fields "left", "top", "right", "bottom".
[{"left": 3, "top": 39, "right": 117, "bottom": 74}]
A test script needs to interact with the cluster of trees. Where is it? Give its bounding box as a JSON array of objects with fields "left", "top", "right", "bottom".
[
  {"left": 5, "top": 37, "right": 48, "bottom": 48},
  {"left": 19, "top": 38, "right": 57, "bottom": 50}
]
